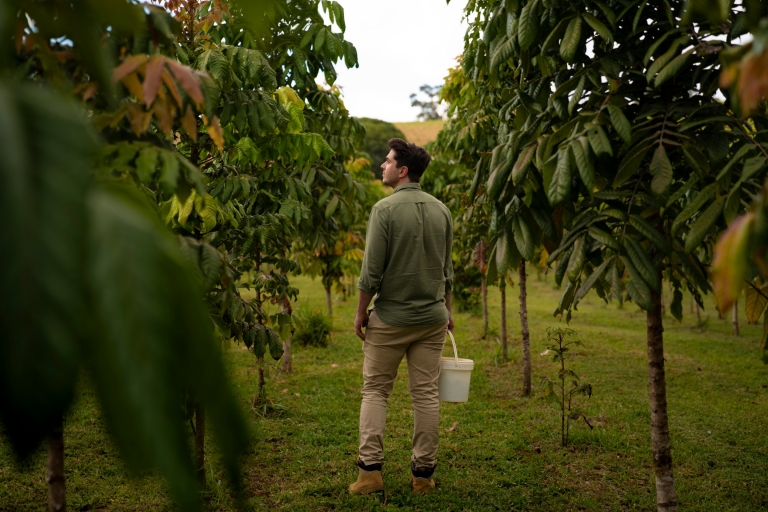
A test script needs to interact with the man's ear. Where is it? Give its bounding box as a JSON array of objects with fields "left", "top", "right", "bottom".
[{"left": 398, "top": 166, "right": 409, "bottom": 179}]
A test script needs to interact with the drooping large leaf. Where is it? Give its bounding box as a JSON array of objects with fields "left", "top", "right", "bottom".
[
  {"left": 86, "top": 184, "right": 249, "bottom": 509},
  {"left": 0, "top": 84, "right": 93, "bottom": 457}
]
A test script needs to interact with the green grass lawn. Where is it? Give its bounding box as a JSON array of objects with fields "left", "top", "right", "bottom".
[{"left": 3, "top": 273, "right": 768, "bottom": 511}]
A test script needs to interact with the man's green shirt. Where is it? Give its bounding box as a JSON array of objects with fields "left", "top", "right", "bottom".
[{"left": 358, "top": 183, "right": 454, "bottom": 327}]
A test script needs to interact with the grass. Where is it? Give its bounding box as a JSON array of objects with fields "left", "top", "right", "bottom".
[
  {"left": 3, "top": 273, "right": 768, "bottom": 511},
  {"left": 392, "top": 120, "right": 445, "bottom": 146}
]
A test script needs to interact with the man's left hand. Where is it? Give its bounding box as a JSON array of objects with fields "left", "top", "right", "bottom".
[
  {"left": 355, "top": 310, "right": 370, "bottom": 340},
  {"left": 447, "top": 315, "right": 454, "bottom": 332}
]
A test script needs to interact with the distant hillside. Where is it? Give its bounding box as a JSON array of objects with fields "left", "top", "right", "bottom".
[{"left": 393, "top": 120, "right": 445, "bottom": 146}]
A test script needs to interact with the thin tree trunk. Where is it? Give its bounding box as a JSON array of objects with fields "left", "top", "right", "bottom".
[
  {"left": 500, "top": 280, "right": 507, "bottom": 361},
  {"left": 647, "top": 291, "right": 677, "bottom": 512},
  {"left": 47, "top": 421, "right": 65, "bottom": 512},
  {"left": 281, "top": 296, "right": 293, "bottom": 373},
  {"left": 732, "top": 299, "right": 739, "bottom": 336},
  {"left": 325, "top": 284, "right": 332, "bottom": 317},
  {"left": 194, "top": 404, "right": 205, "bottom": 489},
  {"left": 254, "top": 365, "right": 266, "bottom": 407},
  {"left": 481, "top": 274, "right": 489, "bottom": 339},
  {"left": 695, "top": 300, "right": 701, "bottom": 324},
  {"left": 519, "top": 261, "right": 531, "bottom": 396}
]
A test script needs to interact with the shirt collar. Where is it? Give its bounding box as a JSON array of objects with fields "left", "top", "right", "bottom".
[{"left": 393, "top": 182, "right": 422, "bottom": 194}]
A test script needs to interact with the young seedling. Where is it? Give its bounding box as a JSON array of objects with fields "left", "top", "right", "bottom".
[{"left": 540, "top": 327, "right": 593, "bottom": 447}]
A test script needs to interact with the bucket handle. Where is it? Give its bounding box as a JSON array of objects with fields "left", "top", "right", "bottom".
[{"left": 447, "top": 330, "right": 459, "bottom": 366}]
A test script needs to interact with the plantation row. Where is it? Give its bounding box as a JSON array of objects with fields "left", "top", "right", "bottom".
[{"left": 4, "top": 0, "right": 768, "bottom": 511}]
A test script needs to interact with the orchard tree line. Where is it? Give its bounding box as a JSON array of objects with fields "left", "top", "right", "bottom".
[
  {"left": 0, "top": 0, "right": 381, "bottom": 510},
  {"left": 423, "top": 0, "right": 768, "bottom": 511}
]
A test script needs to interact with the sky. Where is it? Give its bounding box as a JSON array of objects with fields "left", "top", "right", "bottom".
[{"left": 327, "top": 0, "right": 469, "bottom": 123}]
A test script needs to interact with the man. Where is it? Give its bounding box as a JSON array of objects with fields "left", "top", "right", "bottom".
[{"left": 349, "top": 138, "right": 454, "bottom": 495}]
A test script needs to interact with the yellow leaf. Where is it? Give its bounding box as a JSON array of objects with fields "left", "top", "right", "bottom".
[
  {"left": 120, "top": 72, "right": 145, "bottom": 103},
  {"left": 126, "top": 104, "right": 152, "bottom": 136},
  {"left": 712, "top": 213, "right": 754, "bottom": 312},
  {"left": 153, "top": 97, "right": 175, "bottom": 136},
  {"left": 206, "top": 115, "right": 224, "bottom": 151},
  {"left": 181, "top": 105, "right": 198, "bottom": 141}
]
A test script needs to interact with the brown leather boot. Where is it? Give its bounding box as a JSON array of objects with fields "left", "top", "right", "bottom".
[
  {"left": 348, "top": 467, "right": 384, "bottom": 495},
  {"left": 411, "top": 475, "right": 435, "bottom": 494},
  {"left": 410, "top": 462, "right": 436, "bottom": 494}
]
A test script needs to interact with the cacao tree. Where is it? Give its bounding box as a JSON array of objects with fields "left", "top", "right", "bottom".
[
  {"left": 454, "top": 0, "right": 768, "bottom": 509},
  {"left": 2, "top": 1, "right": 252, "bottom": 509}
]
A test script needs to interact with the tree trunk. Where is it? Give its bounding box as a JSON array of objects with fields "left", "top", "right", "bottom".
[
  {"left": 695, "top": 300, "right": 701, "bottom": 324},
  {"left": 519, "top": 261, "right": 531, "bottom": 396},
  {"left": 647, "top": 291, "right": 678, "bottom": 512},
  {"left": 325, "top": 284, "right": 332, "bottom": 317},
  {"left": 194, "top": 404, "right": 205, "bottom": 489},
  {"left": 732, "top": 299, "right": 739, "bottom": 336},
  {"left": 47, "top": 421, "right": 65, "bottom": 512},
  {"left": 481, "top": 273, "right": 488, "bottom": 339},
  {"left": 281, "top": 296, "right": 293, "bottom": 373},
  {"left": 253, "top": 365, "right": 266, "bottom": 407},
  {"left": 500, "top": 279, "right": 507, "bottom": 361}
]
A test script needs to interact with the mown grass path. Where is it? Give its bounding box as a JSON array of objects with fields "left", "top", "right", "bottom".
[{"left": 2, "top": 274, "right": 768, "bottom": 510}]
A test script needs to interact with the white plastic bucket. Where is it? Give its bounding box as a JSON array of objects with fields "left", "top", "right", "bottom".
[{"left": 438, "top": 331, "right": 474, "bottom": 403}]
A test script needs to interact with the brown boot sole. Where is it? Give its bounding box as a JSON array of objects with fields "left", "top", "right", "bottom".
[{"left": 348, "top": 482, "right": 385, "bottom": 495}]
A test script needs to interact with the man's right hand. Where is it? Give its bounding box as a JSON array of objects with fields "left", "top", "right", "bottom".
[{"left": 354, "top": 310, "right": 370, "bottom": 340}]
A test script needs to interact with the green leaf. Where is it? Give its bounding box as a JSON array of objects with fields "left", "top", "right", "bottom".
[
  {"left": 724, "top": 186, "right": 742, "bottom": 224},
  {"left": 715, "top": 143, "right": 751, "bottom": 181},
  {"left": 739, "top": 155, "right": 767, "bottom": 184},
  {"left": 610, "top": 259, "right": 622, "bottom": 302},
  {"left": 582, "top": 13, "right": 613, "bottom": 44},
  {"left": 325, "top": 195, "right": 340, "bottom": 219},
  {"left": 560, "top": 16, "right": 583, "bottom": 63},
  {"left": 588, "top": 226, "right": 619, "bottom": 251},
  {"left": 548, "top": 147, "right": 572, "bottom": 205},
  {"left": 672, "top": 183, "right": 717, "bottom": 236},
  {"left": 574, "top": 256, "right": 615, "bottom": 304},
  {"left": 268, "top": 328, "right": 284, "bottom": 361},
  {"left": 512, "top": 144, "right": 536, "bottom": 185},
  {"left": 644, "top": 30, "right": 676, "bottom": 65},
  {"left": 621, "top": 256, "right": 653, "bottom": 311},
  {"left": 607, "top": 105, "right": 631, "bottom": 143},
  {"left": 587, "top": 125, "right": 613, "bottom": 157},
  {"left": 518, "top": 0, "right": 539, "bottom": 50},
  {"left": 669, "top": 285, "right": 683, "bottom": 322},
  {"left": 646, "top": 36, "right": 689, "bottom": 82},
  {"left": 0, "top": 84, "right": 92, "bottom": 456},
  {"left": 491, "top": 36, "right": 515, "bottom": 69},
  {"left": 624, "top": 237, "right": 660, "bottom": 292},
  {"left": 136, "top": 147, "right": 159, "bottom": 184},
  {"left": 654, "top": 49, "right": 694, "bottom": 87},
  {"left": 512, "top": 214, "right": 535, "bottom": 261},
  {"left": 570, "top": 138, "right": 594, "bottom": 192},
  {"left": 650, "top": 145, "right": 673, "bottom": 198},
  {"left": 629, "top": 215, "right": 670, "bottom": 254},
  {"left": 159, "top": 151, "right": 180, "bottom": 195},
  {"left": 567, "top": 236, "right": 586, "bottom": 282},
  {"left": 568, "top": 76, "right": 585, "bottom": 115},
  {"left": 614, "top": 144, "right": 651, "bottom": 188},
  {"left": 87, "top": 184, "right": 248, "bottom": 510},
  {"left": 684, "top": 199, "right": 723, "bottom": 253}
]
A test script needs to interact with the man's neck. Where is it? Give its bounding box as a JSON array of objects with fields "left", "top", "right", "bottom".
[{"left": 393, "top": 178, "right": 413, "bottom": 189}]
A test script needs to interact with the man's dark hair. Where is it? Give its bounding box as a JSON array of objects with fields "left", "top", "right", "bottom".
[{"left": 388, "top": 138, "right": 431, "bottom": 182}]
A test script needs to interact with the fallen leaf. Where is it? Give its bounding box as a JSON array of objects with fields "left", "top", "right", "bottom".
[
  {"left": 331, "top": 363, "right": 339, "bottom": 368},
  {"left": 295, "top": 393, "right": 300, "bottom": 397},
  {"left": 445, "top": 421, "right": 459, "bottom": 432},
  {"left": 281, "top": 389, "right": 288, "bottom": 393}
]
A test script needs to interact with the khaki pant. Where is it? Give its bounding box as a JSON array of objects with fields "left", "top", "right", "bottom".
[{"left": 358, "top": 310, "right": 448, "bottom": 470}]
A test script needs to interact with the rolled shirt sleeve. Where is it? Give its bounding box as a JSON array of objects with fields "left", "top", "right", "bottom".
[
  {"left": 358, "top": 205, "right": 389, "bottom": 295},
  {"left": 443, "top": 209, "right": 454, "bottom": 296}
]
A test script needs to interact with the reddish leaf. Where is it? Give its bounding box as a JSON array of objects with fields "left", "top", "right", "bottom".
[
  {"left": 161, "top": 68, "right": 183, "bottom": 108},
  {"left": 126, "top": 104, "right": 152, "bottom": 136},
  {"left": 167, "top": 60, "right": 204, "bottom": 106},
  {"left": 113, "top": 54, "right": 148, "bottom": 83},
  {"left": 153, "top": 97, "right": 174, "bottom": 136},
  {"left": 143, "top": 55, "right": 165, "bottom": 107}
]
